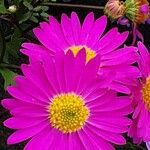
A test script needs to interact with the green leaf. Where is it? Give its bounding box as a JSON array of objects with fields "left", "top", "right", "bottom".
[
  {"left": 33, "top": 12, "right": 39, "bottom": 17},
  {"left": 30, "top": 16, "right": 39, "bottom": 23},
  {"left": 41, "top": 6, "right": 49, "bottom": 12},
  {"left": 40, "top": 12, "right": 49, "bottom": 18},
  {"left": 19, "top": 11, "right": 32, "bottom": 24},
  {"left": 6, "top": 28, "right": 24, "bottom": 59},
  {"left": 33, "top": 6, "right": 42, "bottom": 12},
  {"left": 0, "top": 68, "right": 17, "bottom": 89},
  {"left": 0, "top": 0, "right": 9, "bottom": 14},
  {"left": 23, "top": 1, "right": 33, "bottom": 10}
]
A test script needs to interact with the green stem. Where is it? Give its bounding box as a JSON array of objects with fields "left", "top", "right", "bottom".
[
  {"left": 41, "top": 2, "right": 105, "bottom": 10},
  {"left": 0, "top": 63, "right": 20, "bottom": 69}
]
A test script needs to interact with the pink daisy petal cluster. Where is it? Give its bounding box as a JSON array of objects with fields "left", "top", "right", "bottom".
[
  {"left": 128, "top": 42, "right": 150, "bottom": 144},
  {"left": 2, "top": 49, "right": 133, "bottom": 150},
  {"left": 21, "top": 12, "right": 140, "bottom": 94}
]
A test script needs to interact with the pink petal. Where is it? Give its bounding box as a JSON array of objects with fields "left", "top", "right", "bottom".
[
  {"left": 76, "top": 54, "right": 100, "bottom": 94},
  {"left": 7, "top": 86, "right": 43, "bottom": 105},
  {"left": 4, "top": 117, "right": 47, "bottom": 129},
  {"left": 39, "top": 22, "right": 66, "bottom": 50},
  {"left": 21, "top": 48, "right": 52, "bottom": 63},
  {"left": 61, "top": 13, "right": 75, "bottom": 46},
  {"left": 21, "top": 62, "right": 55, "bottom": 98},
  {"left": 133, "top": 102, "right": 142, "bottom": 119},
  {"left": 90, "top": 96, "right": 131, "bottom": 111},
  {"left": 86, "top": 90, "right": 116, "bottom": 106},
  {"left": 24, "top": 126, "right": 53, "bottom": 150},
  {"left": 70, "top": 49, "right": 86, "bottom": 92},
  {"left": 1, "top": 98, "right": 23, "bottom": 110},
  {"left": 93, "top": 27, "right": 118, "bottom": 50},
  {"left": 71, "top": 12, "right": 81, "bottom": 44},
  {"left": 14, "top": 76, "right": 48, "bottom": 104},
  {"left": 42, "top": 54, "right": 61, "bottom": 94},
  {"left": 102, "top": 50, "right": 139, "bottom": 66},
  {"left": 101, "top": 46, "right": 137, "bottom": 60},
  {"left": 54, "top": 51, "right": 66, "bottom": 92},
  {"left": 10, "top": 106, "right": 48, "bottom": 118},
  {"left": 69, "top": 133, "right": 83, "bottom": 149},
  {"left": 80, "top": 12, "right": 94, "bottom": 44},
  {"left": 83, "top": 72, "right": 115, "bottom": 99},
  {"left": 114, "top": 66, "right": 141, "bottom": 85},
  {"left": 87, "top": 15, "right": 107, "bottom": 48},
  {"left": 83, "top": 125, "right": 115, "bottom": 150},
  {"left": 109, "top": 82, "right": 131, "bottom": 94},
  {"left": 92, "top": 105, "right": 133, "bottom": 117},
  {"left": 7, "top": 121, "right": 49, "bottom": 144},
  {"left": 91, "top": 115, "right": 132, "bottom": 126},
  {"left": 138, "top": 42, "right": 150, "bottom": 76},
  {"left": 21, "top": 43, "right": 54, "bottom": 59},
  {"left": 87, "top": 119, "right": 129, "bottom": 133},
  {"left": 138, "top": 105, "right": 148, "bottom": 128},
  {"left": 45, "top": 129, "right": 64, "bottom": 150},
  {"left": 87, "top": 124, "right": 126, "bottom": 145},
  {"left": 78, "top": 129, "right": 99, "bottom": 149},
  {"left": 49, "top": 15, "right": 68, "bottom": 48},
  {"left": 84, "top": 88, "right": 107, "bottom": 103},
  {"left": 33, "top": 27, "right": 61, "bottom": 52},
  {"left": 64, "top": 50, "right": 75, "bottom": 92},
  {"left": 99, "top": 31, "right": 129, "bottom": 55}
]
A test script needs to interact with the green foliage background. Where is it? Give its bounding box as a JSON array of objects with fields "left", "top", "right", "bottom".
[{"left": 0, "top": 0, "right": 148, "bottom": 149}]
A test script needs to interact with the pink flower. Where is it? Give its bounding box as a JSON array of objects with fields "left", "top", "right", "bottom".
[
  {"left": 128, "top": 42, "right": 150, "bottom": 144},
  {"left": 2, "top": 49, "right": 132, "bottom": 150},
  {"left": 21, "top": 12, "right": 140, "bottom": 94}
]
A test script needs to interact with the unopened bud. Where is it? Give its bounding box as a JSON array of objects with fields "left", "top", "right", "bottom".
[
  {"left": 104, "top": 0, "right": 126, "bottom": 20},
  {"left": 8, "top": 5, "right": 17, "bottom": 13}
]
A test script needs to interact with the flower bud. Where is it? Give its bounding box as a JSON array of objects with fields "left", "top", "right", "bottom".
[
  {"left": 125, "top": 0, "right": 149, "bottom": 24},
  {"left": 8, "top": 5, "right": 17, "bottom": 13},
  {"left": 104, "top": 0, "right": 126, "bottom": 20}
]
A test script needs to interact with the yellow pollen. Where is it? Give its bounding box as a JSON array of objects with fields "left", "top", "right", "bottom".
[
  {"left": 48, "top": 93, "right": 89, "bottom": 133},
  {"left": 67, "top": 45, "right": 96, "bottom": 63},
  {"left": 142, "top": 77, "right": 150, "bottom": 111}
]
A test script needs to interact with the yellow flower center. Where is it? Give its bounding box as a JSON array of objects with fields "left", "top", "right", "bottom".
[
  {"left": 67, "top": 45, "right": 96, "bottom": 63},
  {"left": 142, "top": 77, "right": 150, "bottom": 110},
  {"left": 48, "top": 93, "right": 89, "bottom": 133}
]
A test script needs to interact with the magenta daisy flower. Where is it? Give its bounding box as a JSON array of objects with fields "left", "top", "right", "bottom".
[
  {"left": 128, "top": 42, "right": 150, "bottom": 144},
  {"left": 2, "top": 49, "right": 132, "bottom": 150},
  {"left": 21, "top": 12, "right": 140, "bottom": 94}
]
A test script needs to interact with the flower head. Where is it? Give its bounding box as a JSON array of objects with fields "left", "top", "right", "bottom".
[
  {"left": 104, "top": 0, "right": 126, "bottom": 20},
  {"left": 2, "top": 49, "right": 132, "bottom": 149},
  {"left": 21, "top": 12, "right": 140, "bottom": 94},
  {"left": 128, "top": 42, "right": 150, "bottom": 144},
  {"left": 125, "top": 0, "right": 149, "bottom": 24}
]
